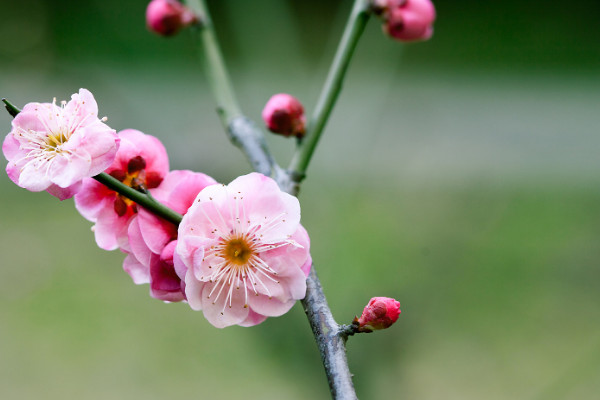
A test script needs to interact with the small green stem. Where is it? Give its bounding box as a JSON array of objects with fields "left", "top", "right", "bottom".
[
  {"left": 288, "top": 0, "right": 371, "bottom": 183},
  {"left": 93, "top": 173, "right": 183, "bottom": 225},
  {"left": 2, "top": 98, "right": 21, "bottom": 117}
]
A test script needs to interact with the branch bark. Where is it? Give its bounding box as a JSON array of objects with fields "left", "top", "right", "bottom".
[{"left": 302, "top": 267, "right": 358, "bottom": 399}]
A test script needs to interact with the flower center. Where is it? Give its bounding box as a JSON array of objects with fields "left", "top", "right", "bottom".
[
  {"left": 223, "top": 237, "right": 253, "bottom": 266},
  {"left": 44, "top": 132, "right": 69, "bottom": 151}
]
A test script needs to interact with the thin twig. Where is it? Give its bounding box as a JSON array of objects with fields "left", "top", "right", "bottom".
[
  {"left": 93, "top": 173, "right": 183, "bottom": 225},
  {"left": 185, "top": 0, "right": 278, "bottom": 178},
  {"left": 288, "top": 0, "right": 371, "bottom": 187}
]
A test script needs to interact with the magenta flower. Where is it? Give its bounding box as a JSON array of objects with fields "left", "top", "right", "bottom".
[
  {"left": 74, "top": 129, "right": 169, "bottom": 250},
  {"left": 2, "top": 89, "right": 119, "bottom": 200},
  {"left": 175, "top": 172, "right": 312, "bottom": 328},
  {"left": 262, "top": 93, "right": 306, "bottom": 138},
  {"left": 355, "top": 297, "right": 401, "bottom": 333},
  {"left": 376, "top": 0, "right": 436, "bottom": 42},
  {"left": 146, "top": 0, "right": 198, "bottom": 37},
  {"left": 123, "top": 170, "right": 217, "bottom": 302}
]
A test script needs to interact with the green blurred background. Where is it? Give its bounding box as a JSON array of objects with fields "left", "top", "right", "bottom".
[{"left": 1, "top": 0, "right": 600, "bottom": 398}]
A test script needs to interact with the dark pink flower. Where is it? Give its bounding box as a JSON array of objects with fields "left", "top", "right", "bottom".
[
  {"left": 2, "top": 89, "right": 119, "bottom": 200},
  {"left": 146, "top": 0, "right": 198, "bottom": 37},
  {"left": 378, "top": 0, "right": 436, "bottom": 42},
  {"left": 261, "top": 94, "right": 306, "bottom": 138},
  {"left": 356, "top": 297, "right": 401, "bottom": 332},
  {"left": 74, "top": 129, "right": 169, "bottom": 250},
  {"left": 123, "top": 170, "right": 217, "bottom": 302},
  {"left": 175, "top": 173, "right": 312, "bottom": 328}
]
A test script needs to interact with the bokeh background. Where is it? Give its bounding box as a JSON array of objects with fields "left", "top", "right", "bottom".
[{"left": 1, "top": 0, "right": 599, "bottom": 398}]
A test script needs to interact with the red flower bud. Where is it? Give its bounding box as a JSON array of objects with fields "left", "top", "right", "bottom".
[
  {"left": 377, "top": 0, "right": 436, "bottom": 42},
  {"left": 146, "top": 0, "right": 198, "bottom": 37},
  {"left": 261, "top": 93, "right": 306, "bottom": 138},
  {"left": 355, "top": 297, "right": 401, "bottom": 333}
]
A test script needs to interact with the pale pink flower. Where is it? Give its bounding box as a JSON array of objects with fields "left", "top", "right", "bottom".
[
  {"left": 262, "top": 94, "right": 306, "bottom": 138},
  {"left": 175, "top": 172, "right": 312, "bottom": 328},
  {"left": 355, "top": 297, "right": 401, "bottom": 332},
  {"left": 74, "top": 129, "right": 169, "bottom": 250},
  {"left": 146, "top": 0, "right": 198, "bottom": 37},
  {"left": 378, "top": 0, "right": 436, "bottom": 42},
  {"left": 123, "top": 170, "right": 217, "bottom": 302},
  {"left": 2, "top": 89, "right": 119, "bottom": 200}
]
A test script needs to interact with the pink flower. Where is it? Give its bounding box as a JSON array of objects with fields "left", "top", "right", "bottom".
[
  {"left": 379, "top": 0, "right": 436, "bottom": 42},
  {"left": 123, "top": 170, "right": 217, "bottom": 302},
  {"left": 261, "top": 94, "right": 306, "bottom": 138},
  {"left": 175, "top": 172, "right": 312, "bottom": 328},
  {"left": 146, "top": 0, "right": 198, "bottom": 37},
  {"left": 74, "top": 129, "right": 169, "bottom": 250},
  {"left": 2, "top": 89, "right": 119, "bottom": 200},
  {"left": 355, "top": 297, "right": 401, "bottom": 333}
]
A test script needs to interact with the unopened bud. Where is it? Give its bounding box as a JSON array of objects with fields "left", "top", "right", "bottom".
[
  {"left": 261, "top": 93, "right": 306, "bottom": 138},
  {"left": 376, "top": 0, "right": 436, "bottom": 42},
  {"left": 146, "top": 0, "right": 198, "bottom": 37},
  {"left": 354, "top": 297, "right": 401, "bottom": 333}
]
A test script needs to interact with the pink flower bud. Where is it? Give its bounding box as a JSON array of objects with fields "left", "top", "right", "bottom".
[
  {"left": 380, "top": 0, "right": 436, "bottom": 42},
  {"left": 261, "top": 94, "right": 306, "bottom": 138},
  {"left": 355, "top": 297, "right": 401, "bottom": 333},
  {"left": 146, "top": 0, "right": 198, "bottom": 37}
]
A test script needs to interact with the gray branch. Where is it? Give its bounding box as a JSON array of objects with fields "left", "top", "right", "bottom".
[{"left": 302, "top": 268, "right": 358, "bottom": 399}]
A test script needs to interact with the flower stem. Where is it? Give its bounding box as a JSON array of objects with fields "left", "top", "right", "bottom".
[
  {"left": 93, "top": 173, "right": 183, "bottom": 225},
  {"left": 2, "top": 98, "right": 21, "bottom": 117},
  {"left": 183, "top": 0, "right": 279, "bottom": 178},
  {"left": 287, "top": 0, "right": 371, "bottom": 183}
]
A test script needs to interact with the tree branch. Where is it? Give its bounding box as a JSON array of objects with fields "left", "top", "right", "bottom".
[
  {"left": 183, "top": 1, "right": 372, "bottom": 398},
  {"left": 302, "top": 267, "right": 358, "bottom": 399},
  {"left": 288, "top": 0, "right": 371, "bottom": 187},
  {"left": 184, "top": 0, "right": 278, "bottom": 178}
]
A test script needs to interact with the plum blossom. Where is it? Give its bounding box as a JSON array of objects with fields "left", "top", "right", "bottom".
[
  {"left": 175, "top": 172, "right": 312, "bottom": 328},
  {"left": 2, "top": 89, "right": 119, "bottom": 200},
  {"left": 74, "top": 129, "right": 169, "bottom": 250},
  {"left": 123, "top": 170, "right": 217, "bottom": 302}
]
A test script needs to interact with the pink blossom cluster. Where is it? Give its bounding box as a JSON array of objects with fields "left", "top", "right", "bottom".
[
  {"left": 2, "top": 89, "right": 312, "bottom": 328},
  {"left": 73, "top": 129, "right": 312, "bottom": 328}
]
